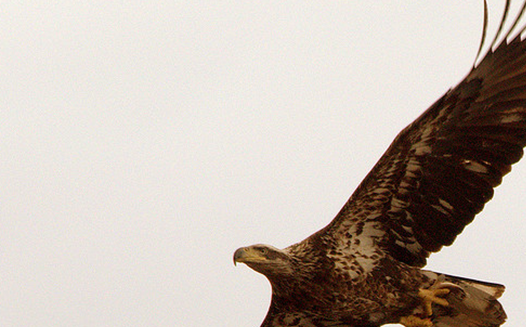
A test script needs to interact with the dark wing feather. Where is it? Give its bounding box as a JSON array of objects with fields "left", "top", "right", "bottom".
[{"left": 317, "top": 8, "right": 526, "bottom": 267}]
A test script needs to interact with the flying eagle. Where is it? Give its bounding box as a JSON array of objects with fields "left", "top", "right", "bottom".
[{"left": 234, "top": 2, "right": 526, "bottom": 327}]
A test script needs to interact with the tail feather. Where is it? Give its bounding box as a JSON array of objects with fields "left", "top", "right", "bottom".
[{"left": 423, "top": 271, "right": 506, "bottom": 327}]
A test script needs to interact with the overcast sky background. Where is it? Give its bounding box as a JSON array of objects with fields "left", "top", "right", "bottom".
[{"left": 2, "top": 1, "right": 526, "bottom": 327}]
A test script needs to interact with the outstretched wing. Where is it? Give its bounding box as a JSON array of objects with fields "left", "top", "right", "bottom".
[{"left": 318, "top": 5, "right": 526, "bottom": 267}]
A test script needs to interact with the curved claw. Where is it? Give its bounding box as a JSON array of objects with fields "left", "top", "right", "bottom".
[
  {"left": 400, "top": 286, "right": 451, "bottom": 327},
  {"left": 419, "top": 288, "right": 450, "bottom": 316}
]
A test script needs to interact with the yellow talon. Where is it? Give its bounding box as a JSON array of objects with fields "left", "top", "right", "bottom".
[
  {"left": 418, "top": 288, "right": 450, "bottom": 316},
  {"left": 400, "top": 315, "right": 433, "bottom": 327},
  {"left": 400, "top": 287, "right": 450, "bottom": 327}
]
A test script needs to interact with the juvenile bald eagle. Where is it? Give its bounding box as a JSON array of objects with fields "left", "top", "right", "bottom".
[{"left": 234, "top": 2, "right": 526, "bottom": 327}]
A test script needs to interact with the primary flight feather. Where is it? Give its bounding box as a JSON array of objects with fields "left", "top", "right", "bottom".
[{"left": 234, "top": 2, "right": 526, "bottom": 326}]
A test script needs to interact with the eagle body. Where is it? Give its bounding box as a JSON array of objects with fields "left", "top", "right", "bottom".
[
  {"left": 258, "top": 242, "right": 428, "bottom": 326},
  {"left": 235, "top": 2, "right": 525, "bottom": 326}
]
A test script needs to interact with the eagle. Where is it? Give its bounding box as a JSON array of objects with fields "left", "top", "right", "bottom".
[{"left": 234, "top": 2, "right": 526, "bottom": 327}]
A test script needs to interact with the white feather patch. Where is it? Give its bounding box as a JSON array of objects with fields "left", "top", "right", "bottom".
[{"left": 327, "top": 222, "right": 386, "bottom": 280}]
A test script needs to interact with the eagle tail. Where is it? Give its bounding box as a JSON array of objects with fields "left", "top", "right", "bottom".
[{"left": 423, "top": 271, "right": 506, "bottom": 327}]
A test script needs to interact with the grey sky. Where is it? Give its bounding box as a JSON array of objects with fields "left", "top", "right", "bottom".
[{"left": 1, "top": 1, "right": 525, "bottom": 326}]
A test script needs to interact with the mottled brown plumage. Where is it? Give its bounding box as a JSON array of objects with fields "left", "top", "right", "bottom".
[{"left": 234, "top": 2, "right": 526, "bottom": 326}]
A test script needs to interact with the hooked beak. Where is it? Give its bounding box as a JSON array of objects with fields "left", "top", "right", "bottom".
[{"left": 233, "top": 247, "right": 266, "bottom": 266}]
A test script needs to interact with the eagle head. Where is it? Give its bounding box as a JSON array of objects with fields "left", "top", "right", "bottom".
[{"left": 233, "top": 244, "right": 292, "bottom": 277}]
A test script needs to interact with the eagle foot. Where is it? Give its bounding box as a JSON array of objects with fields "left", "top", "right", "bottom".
[
  {"left": 419, "top": 288, "right": 450, "bottom": 316},
  {"left": 399, "top": 315, "right": 432, "bottom": 327}
]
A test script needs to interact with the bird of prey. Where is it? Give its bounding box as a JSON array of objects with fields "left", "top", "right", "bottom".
[{"left": 234, "top": 2, "right": 526, "bottom": 327}]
